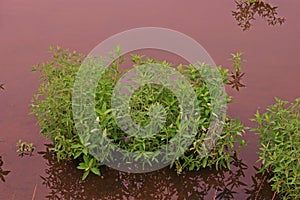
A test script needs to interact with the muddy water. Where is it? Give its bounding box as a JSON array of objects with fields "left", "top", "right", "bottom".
[{"left": 0, "top": 0, "right": 299, "bottom": 199}]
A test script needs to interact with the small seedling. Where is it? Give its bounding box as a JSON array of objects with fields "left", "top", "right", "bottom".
[
  {"left": 227, "top": 51, "right": 246, "bottom": 91},
  {"left": 16, "top": 139, "right": 36, "bottom": 157}
]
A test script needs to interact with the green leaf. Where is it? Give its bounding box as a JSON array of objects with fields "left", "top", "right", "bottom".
[
  {"left": 83, "top": 155, "right": 89, "bottom": 165},
  {"left": 82, "top": 170, "right": 90, "bottom": 181},
  {"left": 77, "top": 163, "right": 87, "bottom": 170},
  {"left": 74, "top": 151, "right": 82, "bottom": 159},
  {"left": 91, "top": 167, "right": 101, "bottom": 176}
]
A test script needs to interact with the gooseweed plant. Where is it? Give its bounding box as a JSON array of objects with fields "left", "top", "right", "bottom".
[
  {"left": 251, "top": 98, "right": 300, "bottom": 200},
  {"left": 31, "top": 47, "right": 246, "bottom": 180}
]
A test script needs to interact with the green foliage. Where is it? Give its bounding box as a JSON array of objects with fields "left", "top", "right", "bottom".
[
  {"left": 31, "top": 47, "right": 100, "bottom": 179},
  {"left": 230, "top": 51, "right": 244, "bottom": 74},
  {"left": 77, "top": 154, "right": 101, "bottom": 180},
  {"left": 247, "top": 0, "right": 259, "bottom": 3},
  {"left": 251, "top": 98, "right": 300, "bottom": 200},
  {"left": 31, "top": 47, "right": 246, "bottom": 180},
  {"left": 31, "top": 46, "right": 84, "bottom": 160}
]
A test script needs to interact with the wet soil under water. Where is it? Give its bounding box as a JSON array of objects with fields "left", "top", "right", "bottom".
[{"left": 0, "top": 0, "right": 299, "bottom": 199}]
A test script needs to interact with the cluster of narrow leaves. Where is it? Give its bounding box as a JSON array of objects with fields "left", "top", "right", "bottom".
[
  {"left": 94, "top": 52, "right": 246, "bottom": 173},
  {"left": 251, "top": 98, "right": 300, "bottom": 200},
  {"left": 227, "top": 51, "right": 246, "bottom": 91},
  {"left": 31, "top": 47, "right": 246, "bottom": 180},
  {"left": 31, "top": 47, "right": 100, "bottom": 180}
]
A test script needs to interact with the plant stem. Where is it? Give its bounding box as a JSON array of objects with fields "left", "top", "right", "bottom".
[{"left": 271, "top": 189, "right": 277, "bottom": 200}]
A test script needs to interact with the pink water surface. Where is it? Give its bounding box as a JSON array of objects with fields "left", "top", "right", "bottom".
[{"left": 0, "top": 0, "right": 299, "bottom": 199}]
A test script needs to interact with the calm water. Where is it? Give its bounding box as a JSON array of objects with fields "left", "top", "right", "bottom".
[{"left": 0, "top": 0, "right": 299, "bottom": 199}]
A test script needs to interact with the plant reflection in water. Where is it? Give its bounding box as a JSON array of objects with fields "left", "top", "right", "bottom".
[
  {"left": 39, "top": 145, "right": 249, "bottom": 200},
  {"left": 232, "top": 0, "right": 285, "bottom": 31},
  {"left": 245, "top": 166, "right": 281, "bottom": 200},
  {"left": 0, "top": 83, "right": 4, "bottom": 91},
  {"left": 0, "top": 156, "right": 10, "bottom": 182}
]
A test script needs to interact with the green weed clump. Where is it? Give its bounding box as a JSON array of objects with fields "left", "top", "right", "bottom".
[
  {"left": 251, "top": 98, "right": 300, "bottom": 200},
  {"left": 31, "top": 47, "right": 246, "bottom": 180}
]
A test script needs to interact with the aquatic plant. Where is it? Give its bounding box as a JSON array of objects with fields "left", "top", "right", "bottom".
[
  {"left": 227, "top": 51, "right": 246, "bottom": 91},
  {"left": 16, "top": 139, "right": 36, "bottom": 157},
  {"left": 31, "top": 47, "right": 246, "bottom": 180},
  {"left": 251, "top": 98, "right": 300, "bottom": 200}
]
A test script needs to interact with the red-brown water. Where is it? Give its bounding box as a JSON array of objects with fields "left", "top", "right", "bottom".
[{"left": 0, "top": 0, "right": 299, "bottom": 199}]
